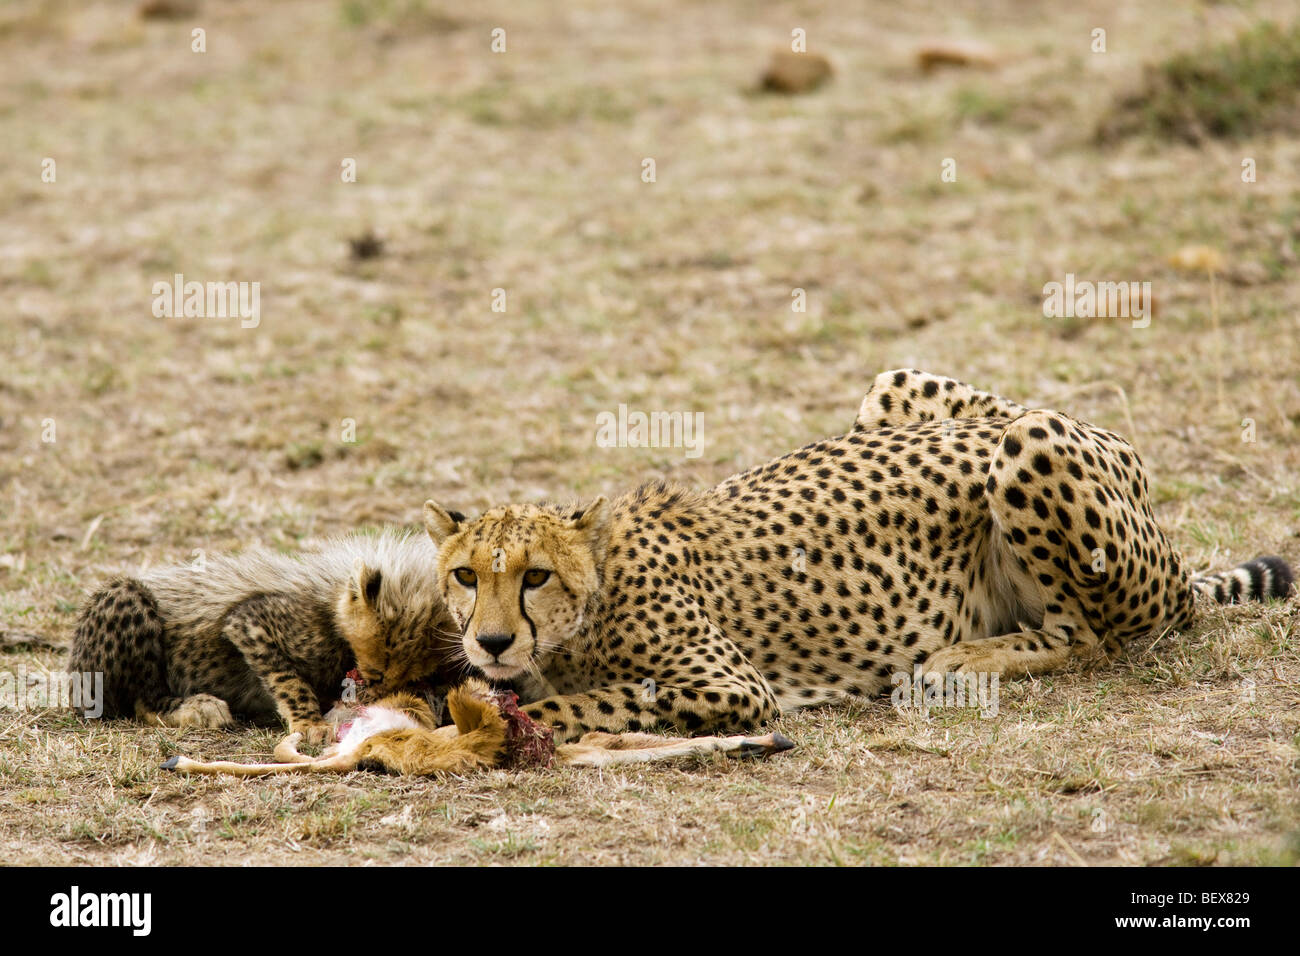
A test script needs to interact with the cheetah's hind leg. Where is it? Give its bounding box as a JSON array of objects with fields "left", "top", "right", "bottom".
[
  {"left": 922, "top": 409, "right": 1173, "bottom": 681},
  {"left": 137, "top": 693, "right": 234, "bottom": 729}
]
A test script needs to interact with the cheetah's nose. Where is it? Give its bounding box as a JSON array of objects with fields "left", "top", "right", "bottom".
[{"left": 477, "top": 633, "right": 516, "bottom": 658}]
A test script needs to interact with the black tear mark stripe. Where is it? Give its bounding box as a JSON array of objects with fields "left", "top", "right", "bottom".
[{"left": 519, "top": 583, "right": 538, "bottom": 639}]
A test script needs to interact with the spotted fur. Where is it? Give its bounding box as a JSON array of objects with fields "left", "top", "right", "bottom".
[
  {"left": 69, "top": 530, "right": 459, "bottom": 743},
  {"left": 424, "top": 370, "right": 1294, "bottom": 742}
]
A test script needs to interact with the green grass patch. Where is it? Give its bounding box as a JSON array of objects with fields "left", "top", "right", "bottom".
[{"left": 1100, "top": 21, "right": 1300, "bottom": 142}]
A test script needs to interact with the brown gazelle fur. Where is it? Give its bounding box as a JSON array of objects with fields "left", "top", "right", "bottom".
[{"left": 161, "top": 680, "right": 794, "bottom": 778}]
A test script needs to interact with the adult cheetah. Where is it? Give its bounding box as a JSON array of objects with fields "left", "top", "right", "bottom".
[
  {"left": 69, "top": 530, "right": 460, "bottom": 743},
  {"left": 423, "top": 370, "right": 1294, "bottom": 742}
]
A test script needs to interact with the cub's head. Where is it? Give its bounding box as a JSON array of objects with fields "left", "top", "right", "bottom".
[
  {"left": 423, "top": 496, "right": 610, "bottom": 681},
  {"left": 335, "top": 538, "right": 460, "bottom": 700}
]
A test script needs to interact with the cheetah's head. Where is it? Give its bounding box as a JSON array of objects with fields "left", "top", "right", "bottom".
[
  {"left": 422, "top": 496, "right": 610, "bottom": 681},
  {"left": 336, "top": 547, "right": 460, "bottom": 700}
]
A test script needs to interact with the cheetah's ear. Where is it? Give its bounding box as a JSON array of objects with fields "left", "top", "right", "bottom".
[
  {"left": 423, "top": 500, "right": 462, "bottom": 544},
  {"left": 570, "top": 495, "right": 611, "bottom": 550},
  {"left": 352, "top": 560, "right": 383, "bottom": 610}
]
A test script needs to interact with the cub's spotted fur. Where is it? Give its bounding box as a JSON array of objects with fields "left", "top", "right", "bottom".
[
  {"left": 424, "top": 370, "right": 1294, "bottom": 741},
  {"left": 69, "top": 531, "right": 459, "bottom": 743}
]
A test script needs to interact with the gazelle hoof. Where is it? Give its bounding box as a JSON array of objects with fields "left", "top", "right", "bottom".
[{"left": 738, "top": 732, "right": 796, "bottom": 758}]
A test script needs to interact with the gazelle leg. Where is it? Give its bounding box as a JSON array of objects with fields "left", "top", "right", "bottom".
[
  {"left": 273, "top": 732, "right": 320, "bottom": 763},
  {"left": 162, "top": 754, "right": 316, "bottom": 777},
  {"left": 558, "top": 731, "right": 794, "bottom": 767},
  {"left": 160, "top": 736, "right": 360, "bottom": 777}
]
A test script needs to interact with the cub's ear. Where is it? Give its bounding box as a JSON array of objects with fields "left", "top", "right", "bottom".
[
  {"left": 423, "top": 500, "right": 462, "bottom": 544},
  {"left": 352, "top": 560, "right": 383, "bottom": 610}
]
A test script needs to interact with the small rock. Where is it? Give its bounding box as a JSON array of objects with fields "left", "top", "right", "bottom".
[
  {"left": 915, "top": 39, "right": 1000, "bottom": 73},
  {"left": 348, "top": 230, "right": 385, "bottom": 261},
  {"left": 760, "top": 50, "right": 833, "bottom": 94},
  {"left": 137, "top": 0, "right": 200, "bottom": 19},
  {"left": 1130, "top": 285, "right": 1159, "bottom": 320}
]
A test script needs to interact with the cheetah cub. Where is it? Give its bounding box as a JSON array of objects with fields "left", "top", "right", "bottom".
[
  {"left": 69, "top": 530, "right": 460, "bottom": 744},
  {"left": 422, "top": 369, "right": 1294, "bottom": 742}
]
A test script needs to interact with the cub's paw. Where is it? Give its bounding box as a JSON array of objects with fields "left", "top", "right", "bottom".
[
  {"left": 169, "top": 694, "right": 234, "bottom": 729},
  {"left": 289, "top": 718, "right": 334, "bottom": 747}
]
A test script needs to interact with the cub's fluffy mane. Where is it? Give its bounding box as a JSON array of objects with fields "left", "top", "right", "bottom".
[{"left": 137, "top": 528, "right": 440, "bottom": 633}]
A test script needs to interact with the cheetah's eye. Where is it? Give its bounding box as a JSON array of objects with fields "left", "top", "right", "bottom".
[
  {"left": 452, "top": 568, "right": 477, "bottom": 588},
  {"left": 522, "top": 569, "right": 550, "bottom": 588}
]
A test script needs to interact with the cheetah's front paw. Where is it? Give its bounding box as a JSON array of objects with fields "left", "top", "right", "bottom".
[{"left": 919, "top": 643, "right": 1001, "bottom": 678}]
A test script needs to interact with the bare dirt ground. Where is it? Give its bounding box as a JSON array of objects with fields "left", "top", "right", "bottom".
[{"left": 1, "top": 0, "right": 1298, "bottom": 865}]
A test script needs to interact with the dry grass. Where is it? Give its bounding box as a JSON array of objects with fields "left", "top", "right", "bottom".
[{"left": 1, "top": 0, "right": 1298, "bottom": 866}]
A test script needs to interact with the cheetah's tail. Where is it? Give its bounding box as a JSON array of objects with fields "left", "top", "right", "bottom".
[{"left": 1190, "top": 556, "right": 1294, "bottom": 605}]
